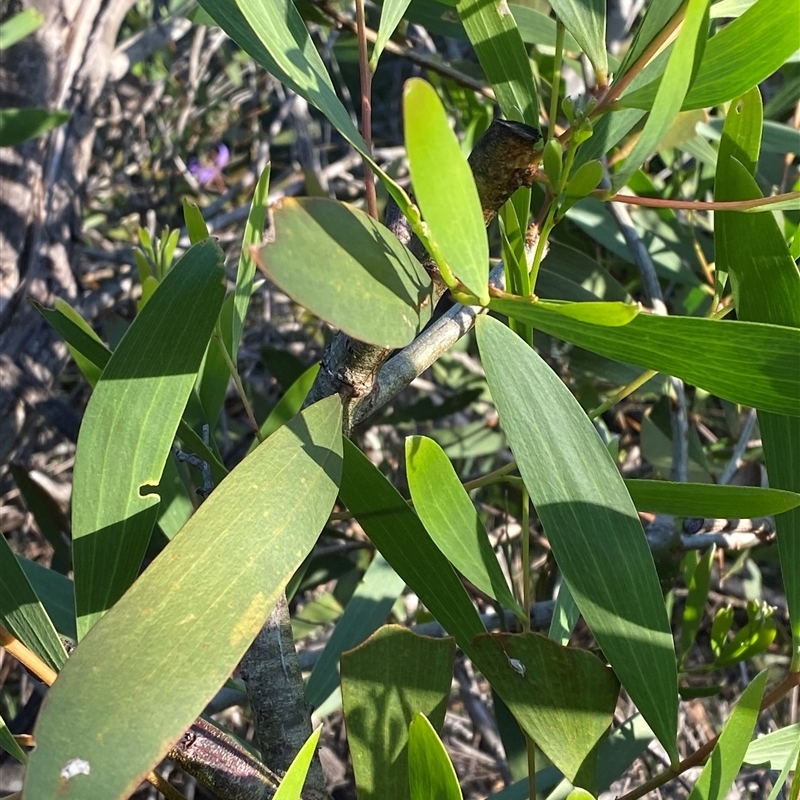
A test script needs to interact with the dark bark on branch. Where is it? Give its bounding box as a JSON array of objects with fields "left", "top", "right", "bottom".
[
  {"left": 304, "top": 119, "right": 542, "bottom": 430},
  {"left": 169, "top": 717, "right": 287, "bottom": 800}
]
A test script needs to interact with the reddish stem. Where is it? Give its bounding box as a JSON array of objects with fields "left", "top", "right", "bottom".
[{"left": 355, "top": 0, "right": 378, "bottom": 219}]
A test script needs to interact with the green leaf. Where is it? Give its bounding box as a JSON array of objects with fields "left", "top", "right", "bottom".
[
  {"left": 510, "top": 5, "right": 581, "bottom": 52},
  {"left": 549, "top": 582, "right": 581, "bottom": 645},
  {"left": 621, "top": 0, "right": 800, "bottom": 111},
  {"left": 0, "top": 108, "right": 70, "bottom": 146},
  {"left": 23, "top": 396, "right": 342, "bottom": 800},
  {"left": 406, "top": 436, "right": 525, "bottom": 622},
  {"left": 549, "top": 0, "right": 608, "bottom": 84},
  {"left": 564, "top": 159, "right": 604, "bottom": 200},
  {"left": 341, "top": 625, "right": 455, "bottom": 800},
  {"left": 372, "top": 0, "right": 413, "bottom": 69},
  {"left": 197, "top": 295, "right": 235, "bottom": 428},
  {"left": 250, "top": 363, "right": 320, "bottom": 450},
  {"left": 488, "top": 298, "right": 800, "bottom": 418},
  {"left": 489, "top": 297, "right": 638, "bottom": 326},
  {"left": 0, "top": 537, "right": 67, "bottom": 672},
  {"left": 273, "top": 727, "right": 323, "bottom": 800},
  {"left": 198, "top": 0, "right": 366, "bottom": 153},
  {"left": 0, "top": 8, "right": 44, "bottom": 49},
  {"left": 744, "top": 723, "right": 800, "bottom": 768},
  {"left": 471, "top": 632, "right": 619, "bottom": 785},
  {"left": 408, "top": 713, "right": 463, "bottom": 800},
  {"left": 456, "top": 0, "right": 539, "bottom": 126},
  {"left": 17, "top": 557, "right": 76, "bottom": 642},
  {"left": 305, "top": 553, "right": 406, "bottom": 712},
  {"left": 476, "top": 315, "right": 678, "bottom": 761},
  {"left": 0, "top": 711, "right": 27, "bottom": 764},
  {"left": 340, "top": 438, "right": 485, "bottom": 650},
  {"left": 183, "top": 199, "right": 210, "bottom": 244},
  {"left": 680, "top": 545, "right": 715, "bottom": 663},
  {"left": 404, "top": 78, "right": 489, "bottom": 302},
  {"left": 232, "top": 163, "right": 270, "bottom": 360},
  {"left": 51, "top": 299, "right": 105, "bottom": 387},
  {"left": 257, "top": 197, "right": 432, "bottom": 347},
  {"left": 611, "top": 0, "right": 710, "bottom": 191},
  {"left": 9, "top": 463, "right": 70, "bottom": 573},
  {"left": 72, "top": 239, "right": 226, "bottom": 639},
  {"left": 686, "top": 670, "right": 768, "bottom": 800},
  {"left": 625, "top": 479, "right": 800, "bottom": 518},
  {"left": 715, "top": 88, "right": 800, "bottom": 669}
]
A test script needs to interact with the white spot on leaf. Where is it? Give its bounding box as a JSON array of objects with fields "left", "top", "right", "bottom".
[
  {"left": 61, "top": 758, "right": 91, "bottom": 780},
  {"left": 507, "top": 657, "right": 526, "bottom": 677}
]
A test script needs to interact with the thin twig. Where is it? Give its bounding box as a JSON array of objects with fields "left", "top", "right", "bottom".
[
  {"left": 311, "top": 0, "right": 495, "bottom": 100},
  {"left": 147, "top": 771, "right": 189, "bottom": 800},
  {"left": 617, "top": 671, "right": 800, "bottom": 800},
  {"left": 0, "top": 624, "right": 58, "bottom": 686},
  {"left": 354, "top": 0, "right": 378, "bottom": 219}
]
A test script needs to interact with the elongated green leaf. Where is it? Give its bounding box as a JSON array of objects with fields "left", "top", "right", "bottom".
[
  {"left": 341, "top": 625, "right": 455, "bottom": 800},
  {"left": 472, "top": 632, "right": 618, "bottom": 785},
  {"left": 477, "top": 315, "right": 678, "bottom": 761},
  {"left": 199, "top": 0, "right": 366, "bottom": 153},
  {"left": 183, "top": 199, "right": 210, "bottom": 244},
  {"left": 35, "top": 301, "right": 111, "bottom": 386},
  {"left": 257, "top": 197, "right": 432, "bottom": 347},
  {"left": 686, "top": 670, "right": 768, "bottom": 800},
  {"left": 17, "top": 557, "right": 75, "bottom": 642},
  {"left": 621, "top": 0, "right": 800, "bottom": 111},
  {"left": 492, "top": 296, "right": 638, "bottom": 326},
  {"left": 680, "top": 545, "right": 715, "bottom": 663},
  {"left": 9, "top": 463, "right": 70, "bottom": 573},
  {"left": 0, "top": 8, "right": 44, "bottom": 49},
  {"left": 408, "top": 713, "right": 462, "bottom": 800},
  {"left": 197, "top": 294, "right": 234, "bottom": 428},
  {"left": 23, "top": 397, "right": 342, "bottom": 800},
  {"left": 372, "top": 0, "right": 413, "bottom": 68},
  {"left": 625, "top": 479, "right": 800, "bottom": 518},
  {"left": 249, "top": 363, "right": 320, "bottom": 452},
  {"left": 745, "top": 724, "right": 800, "bottom": 768},
  {"left": 51, "top": 299, "right": 105, "bottom": 387},
  {"left": 488, "top": 298, "right": 800, "bottom": 417},
  {"left": 509, "top": 5, "right": 580, "bottom": 51},
  {"left": 0, "top": 537, "right": 67, "bottom": 672},
  {"left": 273, "top": 727, "right": 322, "bottom": 800},
  {"left": 0, "top": 711, "right": 27, "bottom": 764},
  {"left": 549, "top": 582, "right": 580, "bottom": 645},
  {"left": 36, "top": 303, "right": 232, "bottom": 489},
  {"left": 72, "top": 239, "right": 226, "bottom": 639},
  {"left": 233, "top": 163, "right": 270, "bottom": 360},
  {"left": 0, "top": 108, "right": 70, "bottom": 146},
  {"left": 340, "top": 438, "right": 485, "bottom": 648},
  {"left": 456, "top": 0, "right": 539, "bottom": 126},
  {"left": 404, "top": 78, "right": 489, "bottom": 302},
  {"left": 549, "top": 0, "right": 607, "bottom": 83},
  {"left": 406, "top": 436, "right": 524, "bottom": 622},
  {"left": 715, "top": 88, "right": 800, "bottom": 669},
  {"left": 306, "top": 553, "right": 406, "bottom": 711},
  {"left": 611, "top": 0, "right": 710, "bottom": 191}
]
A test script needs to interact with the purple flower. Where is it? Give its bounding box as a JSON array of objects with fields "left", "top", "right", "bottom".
[{"left": 188, "top": 143, "right": 230, "bottom": 188}]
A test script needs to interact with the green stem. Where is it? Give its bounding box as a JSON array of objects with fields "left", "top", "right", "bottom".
[
  {"left": 214, "top": 330, "right": 263, "bottom": 444},
  {"left": 462, "top": 461, "right": 519, "bottom": 492},
  {"left": 521, "top": 487, "right": 531, "bottom": 633},
  {"left": 548, "top": 21, "right": 565, "bottom": 141},
  {"left": 589, "top": 369, "right": 658, "bottom": 421}
]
